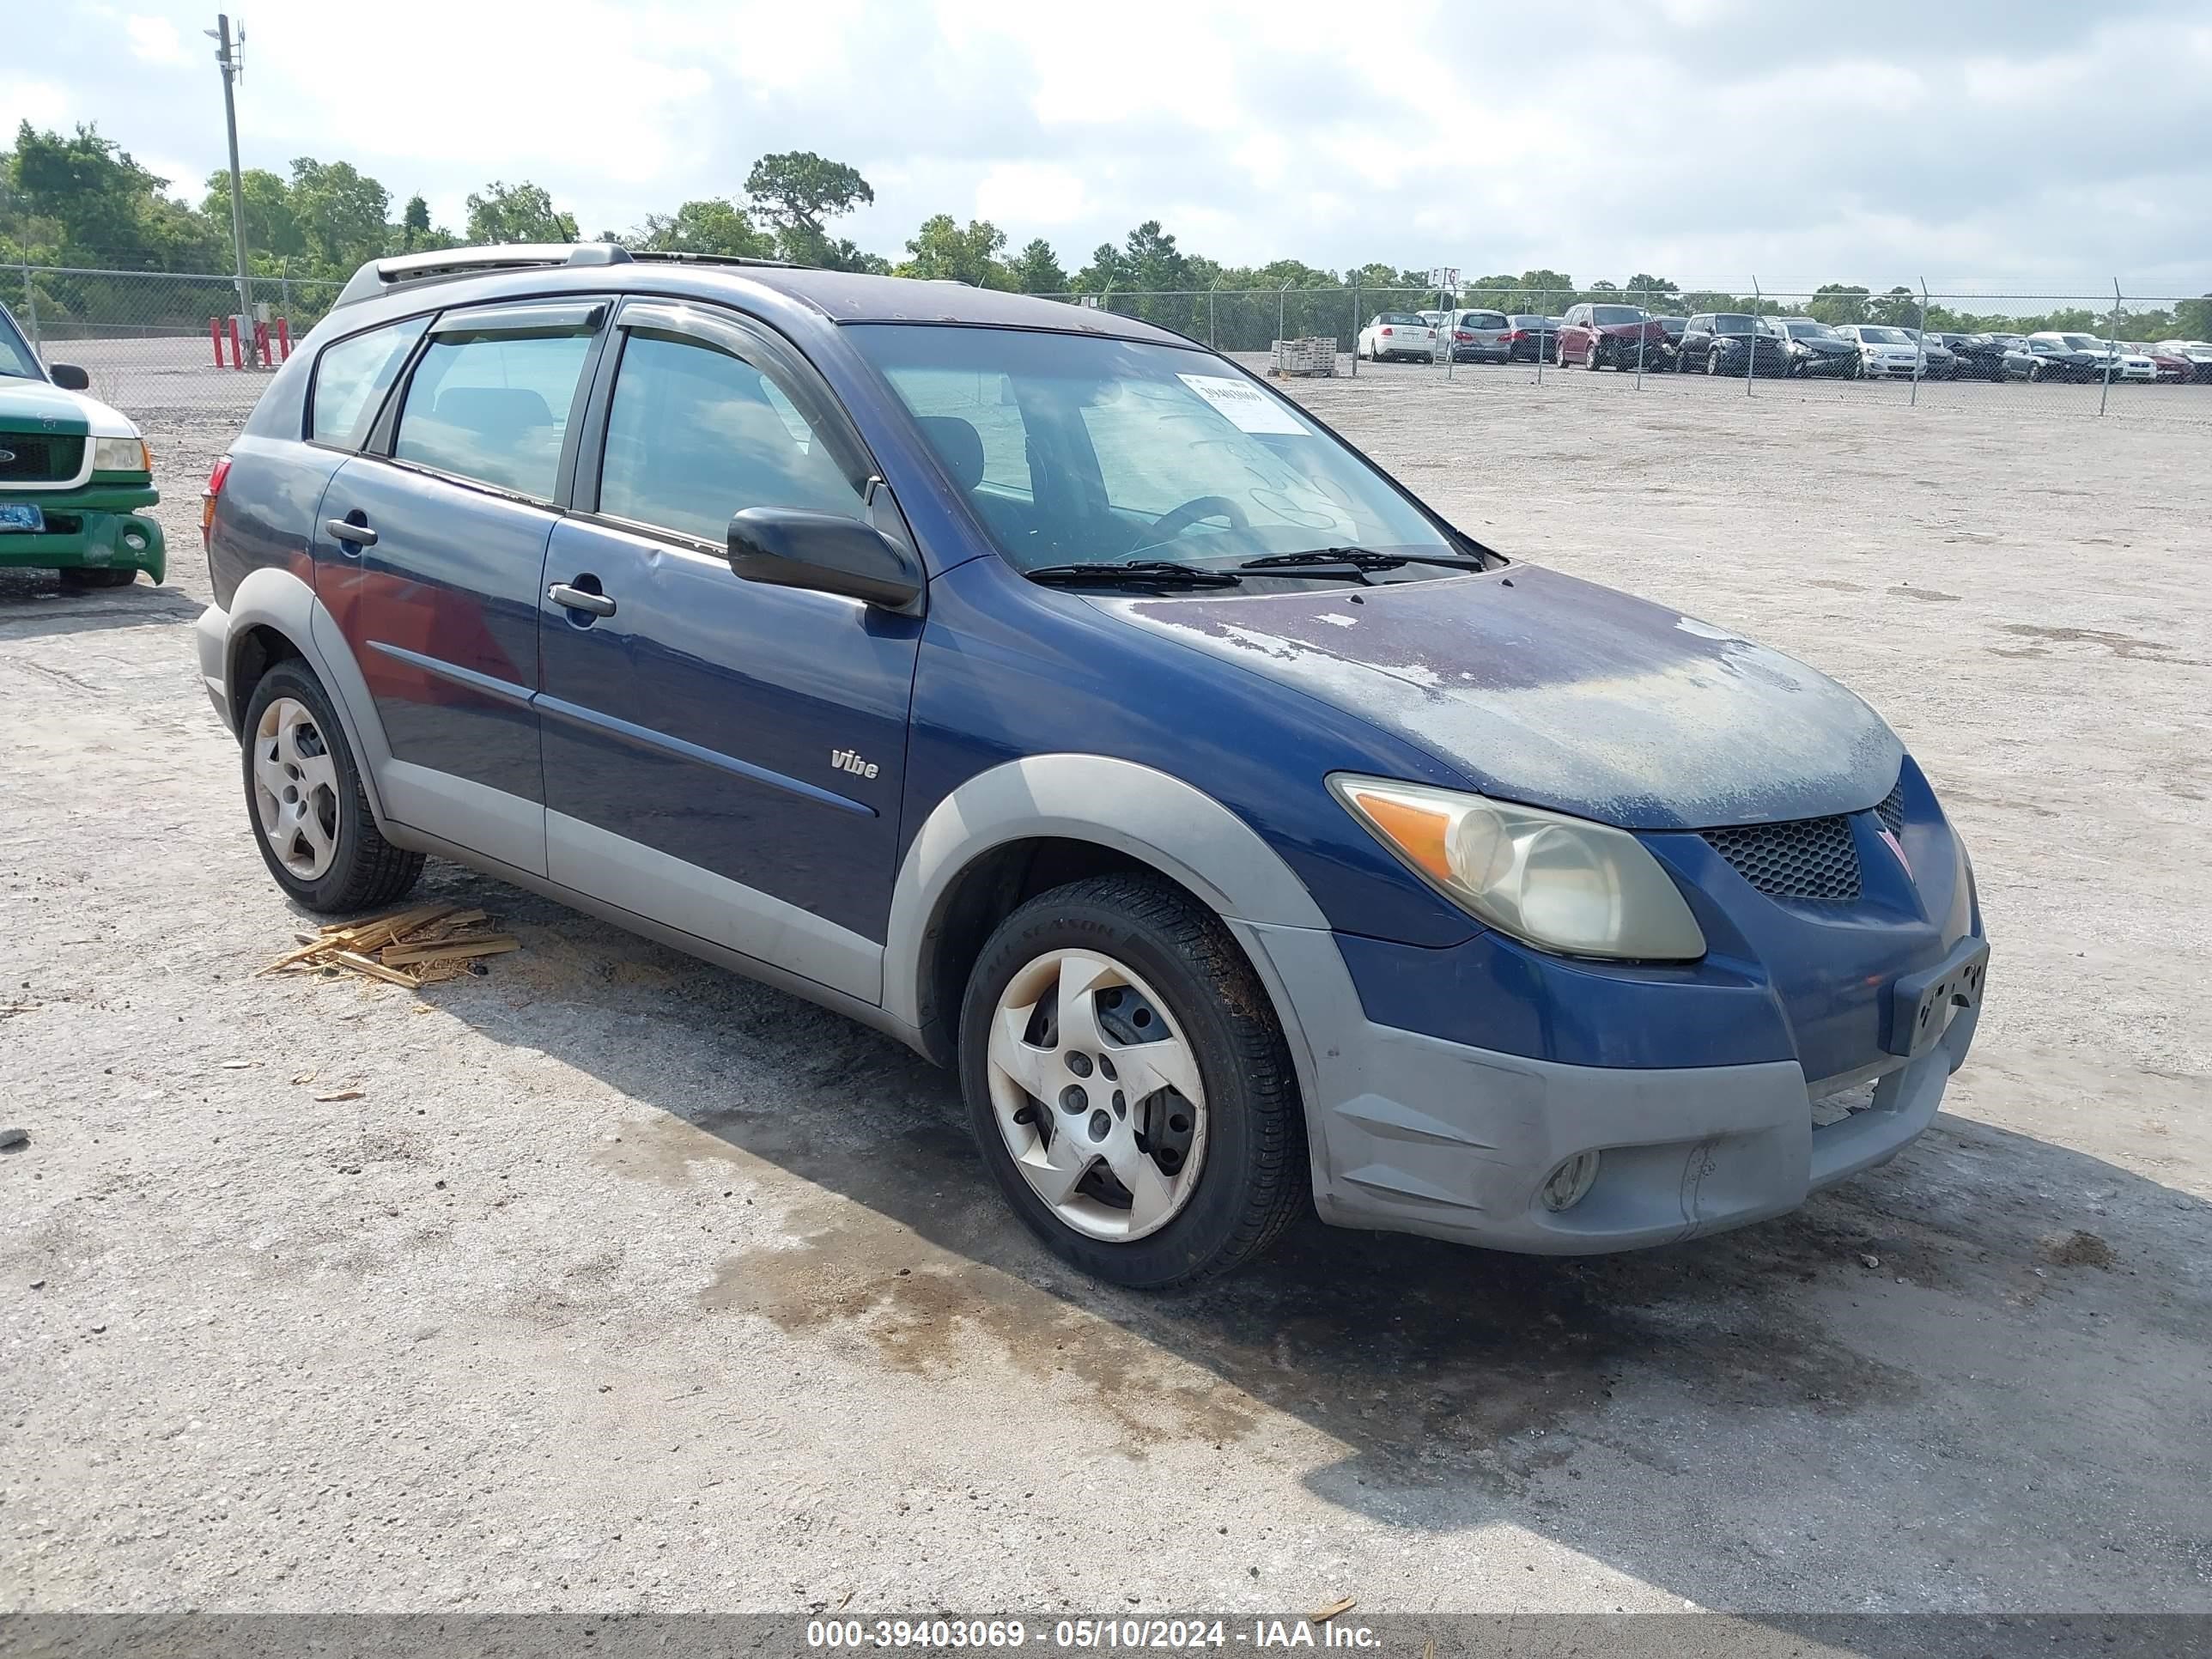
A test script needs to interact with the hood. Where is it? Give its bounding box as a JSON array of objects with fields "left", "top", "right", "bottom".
[
  {"left": 1104, "top": 565, "right": 1901, "bottom": 831},
  {"left": 0, "top": 376, "right": 135, "bottom": 438}
]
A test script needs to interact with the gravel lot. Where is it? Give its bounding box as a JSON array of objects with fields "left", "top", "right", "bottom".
[{"left": 3, "top": 368, "right": 2208, "bottom": 1626}]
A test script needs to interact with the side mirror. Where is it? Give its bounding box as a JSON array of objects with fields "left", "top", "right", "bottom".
[
  {"left": 49, "top": 363, "right": 91, "bottom": 392},
  {"left": 728, "top": 507, "right": 923, "bottom": 610}
]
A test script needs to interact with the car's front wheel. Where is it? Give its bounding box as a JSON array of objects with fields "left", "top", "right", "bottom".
[
  {"left": 240, "top": 660, "right": 424, "bottom": 914},
  {"left": 959, "top": 873, "right": 1304, "bottom": 1288}
]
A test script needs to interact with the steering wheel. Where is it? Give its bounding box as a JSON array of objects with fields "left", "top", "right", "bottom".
[{"left": 1141, "top": 495, "right": 1249, "bottom": 549}]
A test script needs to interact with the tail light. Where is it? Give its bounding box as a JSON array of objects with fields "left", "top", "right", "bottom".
[
  {"left": 1505, "top": 329, "right": 1526, "bottom": 343},
  {"left": 201, "top": 454, "right": 232, "bottom": 551},
  {"left": 1379, "top": 325, "right": 1394, "bottom": 337},
  {"left": 1454, "top": 330, "right": 1474, "bottom": 342}
]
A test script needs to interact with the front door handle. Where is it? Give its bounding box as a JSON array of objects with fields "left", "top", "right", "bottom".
[
  {"left": 325, "top": 517, "right": 377, "bottom": 549},
  {"left": 549, "top": 582, "right": 616, "bottom": 618}
]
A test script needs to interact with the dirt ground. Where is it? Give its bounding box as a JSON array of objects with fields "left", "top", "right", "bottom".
[{"left": 3, "top": 369, "right": 2207, "bottom": 1626}]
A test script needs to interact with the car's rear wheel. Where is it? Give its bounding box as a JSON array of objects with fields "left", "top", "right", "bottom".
[
  {"left": 60, "top": 567, "right": 138, "bottom": 588},
  {"left": 240, "top": 660, "right": 424, "bottom": 915},
  {"left": 1585, "top": 338, "right": 1601, "bottom": 369},
  {"left": 959, "top": 873, "right": 1304, "bottom": 1289}
]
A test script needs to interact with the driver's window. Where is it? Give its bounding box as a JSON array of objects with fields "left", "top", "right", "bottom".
[{"left": 598, "top": 331, "right": 866, "bottom": 544}]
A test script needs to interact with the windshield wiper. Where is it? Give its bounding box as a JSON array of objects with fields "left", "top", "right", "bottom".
[
  {"left": 1239, "top": 546, "right": 1490, "bottom": 578},
  {"left": 1024, "top": 560, "right": 1243, "bottom": 589}
]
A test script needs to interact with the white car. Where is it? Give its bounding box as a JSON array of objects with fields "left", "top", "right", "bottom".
[
  {"left": 1437, "top": 307, "right": 1514, "bottom": 362},
  {"left": 1357, "top": 312, "right": 1437, "bottom": 363},
  {"left": 1834, "top": 324, "right": 1928, "bottom": 379},
  {"left": 2039, "top": 332, "right": 2156, "bottom": 381}
]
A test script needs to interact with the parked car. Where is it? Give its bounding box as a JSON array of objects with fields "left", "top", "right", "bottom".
[
  {"left": 2153, "top": 339, "right": 2212, "bottom": 383},
  {"left": 1555, "top": 302, "right": 1669, "bottom": 370},
  {"left": 195, "top": 242, "right": 1988, "bottom": 1286},
  {"left": 1650, "top": 315, "right": 1687, "bottom": 368},
  {"left": 1437, "top": 308, "right": 1514, "bottom": 363},
  {"left": 1503, "top": 313, "right": 1557, "bottom": 362},
  {"left": 2007, "top": 335, "right": 2100, "bottom": 382},
  {"left": 1945, "top": 333, "right": 2016, "bottom": 382},
  {"left": 1358, "top": 312, "right": 1437, "bottom": 363},
  {"left": 0, "top": 301, "right": 165, "bottom": 590},
  {"left": 2042, "top": 332, "right": 2156, "bottom": 382},
  {"left": 2126, "top": 342, "right": 2191, "bottom": 384},
  {"left": 1772, "top": 318, "right": 1858, "bottom": 378},
  {"left": 1679, "top": 313, "right": 1791, "bottom": 376},
  {"left": 1895, "top": 329, "right": 1959, "bottom": 380},
  {"left": 1835, "top": 325, "right": 1932, "bottom": 380}
]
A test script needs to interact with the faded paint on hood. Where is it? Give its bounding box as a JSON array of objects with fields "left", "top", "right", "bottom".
[{"left": 1102, "top": 565, "right": 1902, "bottom": 830}]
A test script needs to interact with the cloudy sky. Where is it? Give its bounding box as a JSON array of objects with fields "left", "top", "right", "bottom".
[{"left": 13, "top": 0, "right": 2212, "bottom": 297}]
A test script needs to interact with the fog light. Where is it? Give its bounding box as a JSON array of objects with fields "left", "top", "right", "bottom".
[
  {"left": 1540, "top": 1151, "right": 1601, "bottom": 1212},
  {"left": 122, "top": 529, "right": 148, "bottom": 552}
]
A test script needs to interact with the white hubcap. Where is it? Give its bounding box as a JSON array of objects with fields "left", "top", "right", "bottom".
[
  {"left": 252, "top": 697, "right": 342, "bottom": 881},
  {"left": 985, "top": 949, "right": 1208, "bottom": 1243}
]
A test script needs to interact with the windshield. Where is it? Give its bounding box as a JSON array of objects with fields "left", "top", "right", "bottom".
[
  {"left": 1783, "top": 320, "right": 1838, "bottom": 339},
  {"left": 852, "top": 325, "right": 1462, "bottom": 575},
  {"left": 1589, "top": 305, "right": 1647, "bottom": 325},
  {"left": 2060, "top": 334, "right": 2105, "bottom": 351},
  {"left": 1856, "top": 326, "right": 1910, "bottom": 345},
  {"left": 1712, "top": 313, "right": 1765, "bottom": 335},
  {"left": 0, "top": 307, "right": 40, "bottom": 379}
]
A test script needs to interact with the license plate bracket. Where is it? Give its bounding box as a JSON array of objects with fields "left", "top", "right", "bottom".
[
  {"left": 0, "top": 501, "right": 46, "bottom": 534},
  {"left": 1887, "top": 939, "right": 1990, "bottom": 1059}
]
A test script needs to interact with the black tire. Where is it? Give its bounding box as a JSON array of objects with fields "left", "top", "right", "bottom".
[
  {"left": 60, "top": 566, "right": 138, "bottom": 588},
  {"left": 2028, "top": 361, "right": 2045, "bottom": 382},
  {"left": 1706, "top": 348, "right": 1723, "bottom": 375},
  {"left": 958, "top": 873, "right": 1305, "bottom": 1289},
  {"left": 1584, "top": 338, "right": 1601, "bottom": 370},
  {"left": 240, "top": 659, "right": 424, "bottom": 915}
]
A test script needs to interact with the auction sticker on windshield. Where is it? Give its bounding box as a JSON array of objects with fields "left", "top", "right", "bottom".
[{"left": 1176, "top": 374, "right": 1307, "bottom": 434}]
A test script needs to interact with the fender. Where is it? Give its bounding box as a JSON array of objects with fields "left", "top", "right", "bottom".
[
  {"left": 204, "top": 566, "right": 398, "bottom": 830},
  {"left": 884, "top": 754, "right": 1346, "bottom": 1194}
]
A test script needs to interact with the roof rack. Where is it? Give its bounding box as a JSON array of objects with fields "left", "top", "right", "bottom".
[
  {"left": 335, "top": 242, "right": 803, "bottom": 308},
  {"left": 334, "top": 243, "right": 632, "bottom": 307},
  {"left": 627, "top": 250, "right": 797, "bottom": 270}
]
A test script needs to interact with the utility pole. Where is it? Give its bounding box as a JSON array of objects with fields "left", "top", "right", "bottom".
[{"left": 209, "top": 15, "right": 258, "bottom": 367}]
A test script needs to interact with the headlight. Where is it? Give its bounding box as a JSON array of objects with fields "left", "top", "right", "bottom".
[
  {"left": 1329, "top": 775, "right": 1707, "bottom": 961},
  {"left": 94, "top": 437, "right": 151, "bottom": 474}
]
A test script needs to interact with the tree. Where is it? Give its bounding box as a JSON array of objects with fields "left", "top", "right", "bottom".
[
  {"left": 631, "top": 198, "right": 775, "bottom": 258},
  {"left": 1868, "top": 285, "right": 1924, "bottom": 327},
  {"left": 1806, "top": 283, "right": 1870, "bottom": 325},
  {"left": 289, "top": 158, "right": 391, "bottom": 273},
  {"left": 1007, "top": 237, "right": 1066, "bottom": 295},
  {"left": 401, "top": 195, "right": 431, "bottom": 251},
  {"left": 897, "top": 214, "right": 1011, "bottom": 288},
  {"left": 744, "top": 150, "right": 873, "bottom": 266},
  {"left": 1624, "top": 272, "right": 1679, "bottom": 303},
  {"left": 465, "top": 180, "right": 578, "bottom": 245},
  {"left": 2172, "top": 295, "right": 2211, "bottom": 338},
  {"left": 204, "top": 167, "right": 304, "bottom": 264},
  {"left": 1074, "top": 242, "right": 1126, "bottom": 293},
  {"left": 6, "top": 120, "right": 222, "bottom": 270}
]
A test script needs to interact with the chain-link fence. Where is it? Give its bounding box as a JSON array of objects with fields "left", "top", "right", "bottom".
[
  {"left": 1037, "top": 283, "right": 2212, "bottom": 420},
  {"left": 9, "top": 264, "right": 343, "bottom": 422},
  {"left": 9, "top": 263, "right": 2209, "bottom": 426}
]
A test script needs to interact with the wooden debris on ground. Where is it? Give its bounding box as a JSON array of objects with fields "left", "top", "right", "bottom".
[{"left": 260, "top": 902, "right": 520, "bottom": 990}]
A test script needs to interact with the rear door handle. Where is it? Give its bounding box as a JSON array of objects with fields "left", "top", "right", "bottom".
[
  {"left": 548, "top": 582, "right": 616, "bottom": 617},
  {"left": 324, "top": 517, "right": 376, "bottom": 548}
]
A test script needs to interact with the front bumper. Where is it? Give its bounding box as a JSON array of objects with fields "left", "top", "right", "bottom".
[
  {"left": 1233, "top": 917, "right": 1985, "bottom": 1255},
  {"left": 0, "top": 485, "right": 166, "bottom": 581}
]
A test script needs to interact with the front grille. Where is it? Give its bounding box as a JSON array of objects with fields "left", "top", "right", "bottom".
[
  {"left": 1875, "top": 779, "right": 1905, "bottom": 837},
  {"left": 1705, "top": 813, "right": 1861, "bottom": 901},
  {"left": 0, "top": 434, "right": 85, "bottom": 483}
]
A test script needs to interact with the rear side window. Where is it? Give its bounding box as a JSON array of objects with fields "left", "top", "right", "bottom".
[
  {"left": 310, "top": 316, "right": 429, "bottom": 449},
  {"left": 393, "top": 330, "right": 593, "bottom": 500},
  {"left": 597, "top": 332, "right": 868, "bottom": 544}
]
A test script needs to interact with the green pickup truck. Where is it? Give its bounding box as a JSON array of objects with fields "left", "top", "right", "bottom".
[{"left": 1, "top": 301, "right": 165, "bottom": 588}]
